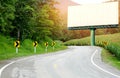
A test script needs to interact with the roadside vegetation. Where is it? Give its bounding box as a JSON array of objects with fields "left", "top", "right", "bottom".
[
  {"left": 1, "top": 0, "right": 120, "bottom": 69},
  {"left": 0, "top": 35, "right": 66, "bottom": 60},
  {"left": 101, "top": 49, "right": 120, "bottom": 70},
  {"left": 65, "top": 33, "right": 120, "bottom": 70},
  {"left": 0, "top": 0, "right": 69, "bottom": 60}
]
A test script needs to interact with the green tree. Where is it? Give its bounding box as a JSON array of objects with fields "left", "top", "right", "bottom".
[
  {"left": 0, "top": 0, "right": 17, "bottom": 35},
  {"left": 12, "top": 0, "right": 35, "bottom": 40},
  {"left": 32, "top": 0, "right": 59, "bottom": 41}
]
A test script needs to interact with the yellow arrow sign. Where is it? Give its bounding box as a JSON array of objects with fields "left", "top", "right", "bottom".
[
  {"left": 33, "top": 41, "right": 38, "bottom": 47},
  {"left": 14, "top": 40, "right": 20, "bottom": 48}
]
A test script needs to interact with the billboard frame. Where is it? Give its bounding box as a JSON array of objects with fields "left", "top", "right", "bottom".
[
  {"left": 68, "top": 2, "right": 119, "bottom": 30},
  {"left": 68, "top": 24, "right": 118, "bottom": 30},
  {"left": 67, "top": 2, "right": 119, "bottom": 46}
]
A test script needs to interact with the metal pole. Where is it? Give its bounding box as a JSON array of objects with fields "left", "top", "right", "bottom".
[
  {"left": 45, "top": 46, "right": 48, "bottom": 52},
  {"left": 53, "top": 46, "right": 54, "bottom": 51},
  {"left": 16, "top": 47, "right": 18, "bottom": 53},
  {"left": 34, "top": 47, "right": 36, "bottom": 53},
  {"left": 90, "top": 28, "right": 96, "bottom": 46}
]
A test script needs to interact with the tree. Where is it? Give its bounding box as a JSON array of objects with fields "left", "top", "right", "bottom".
[
  {"left": 11, "top": 0, "right": 35, "bottom": 40},
  {"left": 32, "top": 0, "right": 61, "bottom": 41},
  {"left": 0, "top": 0, "right": 17, "bottom": 35}
]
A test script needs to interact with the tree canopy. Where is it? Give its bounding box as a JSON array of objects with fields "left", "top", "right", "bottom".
[
  {"left": 0, "top": 0, "right": 63, "bottom": 42},
  {"left": 1, "top": 0, "right": 119, "bottom": 42}
]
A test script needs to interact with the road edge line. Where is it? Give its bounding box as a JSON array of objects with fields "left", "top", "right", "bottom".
[
  {"left": 0, "top": 56, "right": 34, "bottom": 78},
  {"left": 0, "top": 61, "right": 15, "bottom": 78},
  {"left": 91, "top": 49, "right": 120, "bottom": 78}
]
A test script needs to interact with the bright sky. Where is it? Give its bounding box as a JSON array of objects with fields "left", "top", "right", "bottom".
[{"left": 71, "top": 0, "right": 109, "bottom": 4}]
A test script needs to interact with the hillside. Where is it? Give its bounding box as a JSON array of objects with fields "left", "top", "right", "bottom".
[{"left": 65, "top": 32, "right": 120, "bottom": 45}]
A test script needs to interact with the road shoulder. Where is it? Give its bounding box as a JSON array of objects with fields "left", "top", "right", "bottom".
[{"left": 92, "top": 47, "right": 120, "bottom": 77}]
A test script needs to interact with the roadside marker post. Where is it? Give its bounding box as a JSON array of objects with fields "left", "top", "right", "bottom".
[
  {"left": 16, "top": 47, "right": 18, "bottom": 54},
  {"left": 45, "top": 46, "right": 48, "bottom": 52},
  {"left": 52, "top": 41, "right": 56, "bottom": 51},
  {"left": 34, "top": 47, "right": 36, "bottom": 53},
  {"left": 45, "top": 42, "right": 48, "bottom": 52},
  {"left": 53, "top": 46, "right": 54, "bottom": 51},
  {"left": 14, "top": 40, "right": 20, "bottom": 53},
  {"left": 33, "top": 41, "right": 38, "bottom": 53}
]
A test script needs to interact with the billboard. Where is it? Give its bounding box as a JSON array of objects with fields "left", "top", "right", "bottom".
[{"left": 68, "top": 2, "right": 119, "bottom": 30}]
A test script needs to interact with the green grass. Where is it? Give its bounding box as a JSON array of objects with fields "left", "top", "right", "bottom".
[
  {"left": 101, "top": 48, "right": 120, "bottom": 70},
  {"left": 65, "top": 33, "right": 120, "bottom": 70},
  {"left": 65, "top": 33, "right": 120, "bottom": 45},
  {"left": 0, "top": 35, "right": 67, "bottom": 60}
]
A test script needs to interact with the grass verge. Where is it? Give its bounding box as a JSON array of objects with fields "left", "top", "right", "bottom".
[
  {"left": 0, "top": 35, "right": 67, "bottom": 60},
  {"left": 101, "top": 48, "right": 120, "bottom": 70}
]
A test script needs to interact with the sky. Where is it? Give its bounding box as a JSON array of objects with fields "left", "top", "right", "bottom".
[{"left": 71, "top": 0, "right": 109, "bottom": 4}]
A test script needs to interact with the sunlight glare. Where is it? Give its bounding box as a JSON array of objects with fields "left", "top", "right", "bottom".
[{"left": 71, "top": 0, "right": 109, "bottom": 4}]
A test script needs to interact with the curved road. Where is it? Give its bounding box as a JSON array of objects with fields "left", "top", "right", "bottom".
[{"left": 0, "top": 46, "right": 120, "bottom": 78}]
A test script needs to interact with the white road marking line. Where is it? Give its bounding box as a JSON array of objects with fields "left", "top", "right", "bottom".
[
  {"left": 1, "top": 48, "right": 120, "bottom": 78},
  {"left": 91, "top": 49, "right": 120, "bottom": 78},
  {"left": 0, "top": 56, "right": 35, "bottom": 78},
  {"left": 0, "top": 61, "right": 15, "bottom": 78}
]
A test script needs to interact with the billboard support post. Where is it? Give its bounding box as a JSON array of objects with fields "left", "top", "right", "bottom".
[
  {"left": 90, "top": 28, "right": 96, "bottom": 46},
  {"left": 68, "top": 2, "right": 118, "bottom": 46}
]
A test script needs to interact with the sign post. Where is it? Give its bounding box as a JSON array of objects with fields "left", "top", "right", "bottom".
[
  {"left": 45, "top": 42, "right": 48, "bottom": 52},
  {"left": 52, "top": 41, "right": 56, "bottom": 50},
  {"left": 34, "top": 47, "right": 36, "bottom": 53},
  {"left": 33, "top": 41, "right": 38, "bottom": 53},
  {"left": 16, "top": 47, "right": 18, "bottom": 54},
  {"left": 14, "top": 40, "right": 20, "bottom": 53}
]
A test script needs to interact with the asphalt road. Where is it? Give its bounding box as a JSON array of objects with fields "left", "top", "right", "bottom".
[{"left": 0, "top": 46, "right": 120, "bottom": 78}]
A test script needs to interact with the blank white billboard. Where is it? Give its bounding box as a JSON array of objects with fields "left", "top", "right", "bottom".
[{"left": 68, "top": 2, "right": 118, "bottom": 29}]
